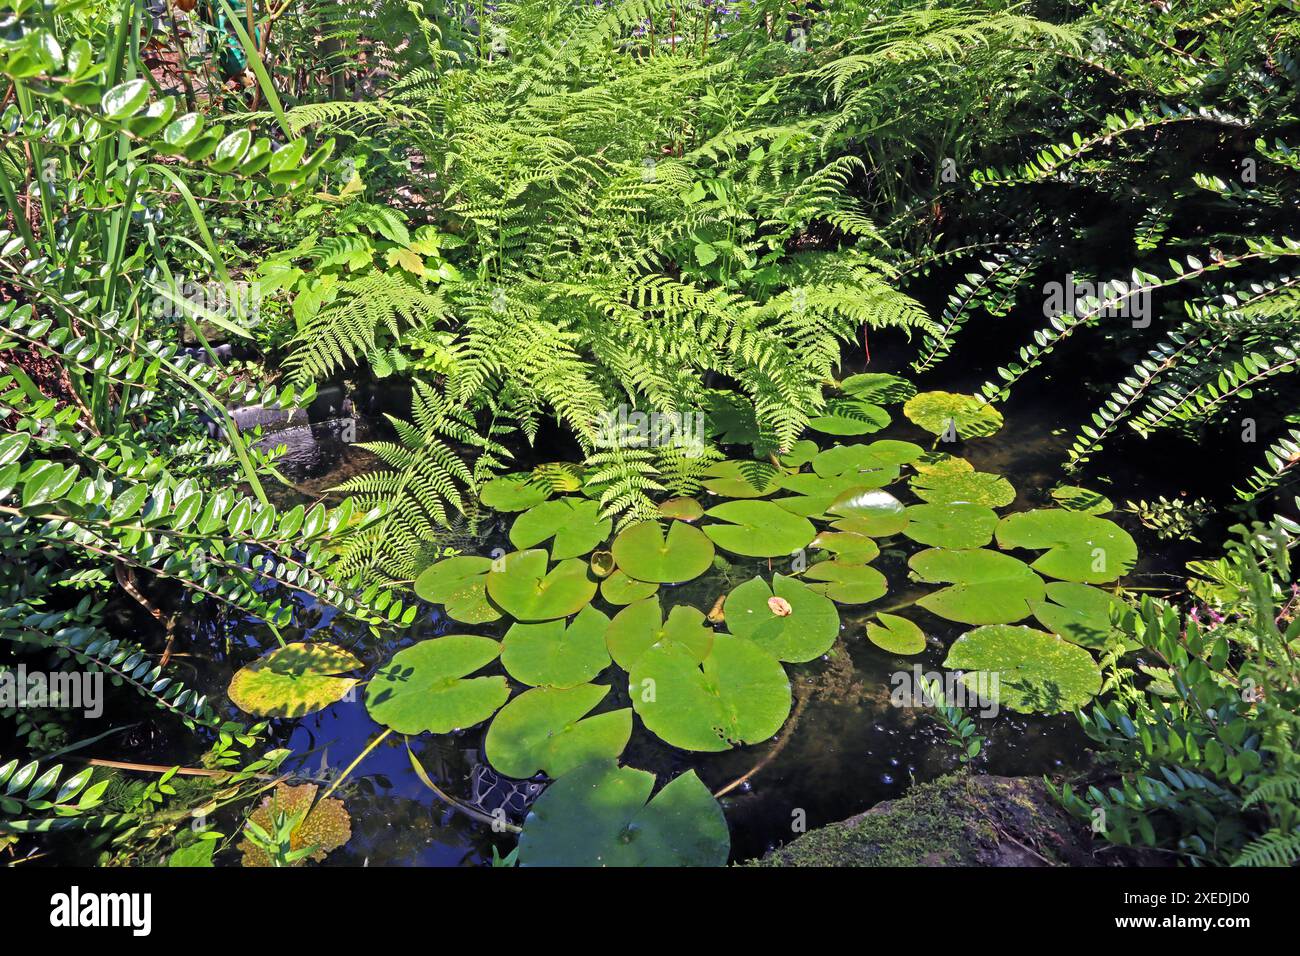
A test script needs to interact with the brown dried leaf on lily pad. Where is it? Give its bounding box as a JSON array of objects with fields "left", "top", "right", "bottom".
[{"left": 238, "top": 783, "right": 351, "bottom": 867}]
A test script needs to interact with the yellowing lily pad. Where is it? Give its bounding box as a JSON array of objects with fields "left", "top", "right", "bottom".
[
  {"left": 723, "top": 574, "right": 839, "bottom": 662},
  {"left": 943, "top": 624, "right": 1102, "bottom": 714},
  {"left": 365, "top": 636, "right": 509, "bottom": 734},
  {"left": 911, "top": 470, "right": 1016, "bottom": 508},
  {"left": 238, "top": 783, "right": 351, "bottom": 867},
  {"left": 485, "top": 684, "right": 631, "bottom": 779},
  {"left": 904, "top": 391, "right": 1003, "bottom": 439},
  {"left": 228, "top": 643, "right": 361, "bottom": 718}
]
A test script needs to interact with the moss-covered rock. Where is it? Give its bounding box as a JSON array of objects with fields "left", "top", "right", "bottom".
[{"left": 750, "top": 774, "right": 1096, "bottom": 867}]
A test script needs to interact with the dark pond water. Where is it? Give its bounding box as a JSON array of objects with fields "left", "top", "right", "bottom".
[{"left": 140, "top": 317, "right": 1235, "bottom": 867}]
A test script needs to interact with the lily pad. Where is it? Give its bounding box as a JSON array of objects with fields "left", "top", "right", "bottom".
[
  {"left": 480, "top": 474, "right": 551, "bottom": 512},
  {"left": 903, "top": 502, "right": 998, "bottom": 549},
  {"left": 840, "top": 372, "right": 917, "bottom": 404},
  {"left": 909, "top": 548, "right": 1045, "bottom": 625},
  {"left": 509, "top": 497, "right": 612, "bottom": 559},
  {"left": 1051, "top": 485, "right": 1114, "bottom": 515},
  {"left": 228, "top": 643, "right": 361, "bottom": 718},
  {"left": 414, "top": 555, "right": 501, "bottom": 625},
  {"left": 605, "top": 596, "right": 714, "bottom": 670},
  {"left": 658, "top": 497, "right": 704, "bottom": 521},
  {"left": 485, "top": 684, "right": 632, "bottom": 779},
  {"left": 943, "top": 624, "right": 1102, "bottom": 714},
  {"left": 610, "top": 520, "right": 715, "bottom": 583},
  {"left": 238, "top": 783, "right": 351, "bottom": 867},
  {"left": 810, "top": 530, "right": 880, "bottom": 562},
  {"left": 516, "top": 760, "right": 729, "bottom": 867},
  {"left": 866, "top": 613, "right": 926, "bottom": 655},
  {"left": 600, "top": 569, "right": 659, "bottom": 605},
  {"left": 812, "top": 443, "right": 906, "bottom": 481},
  {"left": 501, "top": 605, "right": 612, "bottom": 687},
  {"left": 913, "top": 452, "right": 974, "bottom": 476},
  {"left": 995, "top": 509, "right": 1137, "bottom": 584},
  {"left": 702, "top": 459, "right": 782, "bottom": 498},
  {"left": 771, "top": 473, "right": 873, "bottom": 517},
  {"left": 702, "top": 500, "right": 815, "bottom": 557},
  {"left": 804, "top": 560, "right": 888, "bottom": 605},
  {"left": 530, "top": 462, "right": 584, "bottom": 494},
  {"left": 589, "top": 550, "right": 615, "bottom": 577},
  {"left": 911, "top": 470, "right": 1016, "bottom": 508},
  {"left": 904, "top": 391, "right": 1003, "bottom": 439},
  {"left": 778, "top": 440, "right": 819, "bottom": 468},
  {"left": 1030, "top": 582, "right": 1136, "bottom": 649},
  {"left": 629, "top": 635, "right": 790, "bottom": 752},
  {"left": 365, "top": 636, "right": 509, "bottom": 734},
  {"left": 808, "top": 397, "right": 891, "bottom": 436},
  {"left": 485, "top": 549, "right": 598, "bottom": 621},
  {"left": 722, "top": 574, "right": 839, "bottom": 662},
  {"left": 827, "top": 488, "right": 908, "bottom": 536}
]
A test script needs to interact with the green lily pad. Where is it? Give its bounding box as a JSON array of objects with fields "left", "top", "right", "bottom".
[
  {"left": 943, "top": 624, "right": 1102, "bottom": 714},
  {"left": 909, "top": 548, "right": 1045, "bottom": 625},
  {"left": 995, "top": 509, "right": 1137, "bottom": 584},
  {"left": 485, "top": 684, "right": 632, "bottom": 779},
  {"left": 480, "top": 474, "right": 551, "bottom": 512},
  {"left": 722, "top": 574, "right": 839, "bottom": 662},
  {"left": 1051, "top": 485, "right": 1114, "bottom": 515},
  {"left": 516, "top": 760, "right": 729, "bottom": 867},
  {"left": 600, "top": 569, "right": 659, "bottom": 605},
  {"left": 629, "top": 635, "right": 791, "bottom": 752},
  {"left": 1030, "top": 582, "right": 1136, "bottom": 649},
  {"left": 509, "top": 498, "right": 612, "bottom": 559},
  {"left": 771, "top": 473, "right": 873, "bottom": 517},
  {"left": 912, "top": 452, "right": 974, "bottom": 476},
  {"left": 702, "top": 500, "right": 815, "bottom": 557},
  {"left": 365, "top": 636, "right": 509, "bottom": 734},
  {"left": 804, "top": 560, "right": 888, "bottom": 605},
  {"left": 413, "top": 555, "right": 501, "bottom": 625},
  {"left": 911, "top": 470, "right": 1016, "bottom": 508},
  {"left": 658, "top": 497, "right": 704, "bottom": 521},
  {"left": 501, "top": 605, "right": 612, "bottom": 687},
  {"left": 530, "top": 462, "right": 584, "bottom": 494},
  {"left": 903, "top": 502, "right": 998, "bottom": 549},
  {"left": 808, "top": 397, "right": 891, "bottom": 436},
  {"left": 827, "top": 488, "right": 908, "bottom": 536},
  {"left": 904, "top": 391, "right": 1003, "bottom": 439},
  {"left": 778, "top": 440, "right": 819, "bottom": 468},
  {"left": 840, "top": 372, "right": 917, "bottom": 404},
  {"left": 485, "top": 550, "right": 598, "bottom": 621},
  {"left": 810, "top": 530, "right": 880, "bottom": 561},
  {"left": 702, "top": 460, "right": 782, "bottom": 498},
  {"left": 605, "top": 596, "right": 715, "bottom": 670},
  {"left": 610, "top": 520, "right": 715, "bottom": 584},
  {"left": 866, "top": 613, "right": 926, "bottom": 655},
  {"left": 228, "top": 643, "right": 361, "bottom": 718},
  {"left": 812, "top": 443, "right": 906, "bottom": 481}
]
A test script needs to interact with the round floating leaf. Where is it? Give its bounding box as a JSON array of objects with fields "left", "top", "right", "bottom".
[
  {"left": 1051, "top": 485, "right": 1114, "bottom": 515},
  {"left": 629, "top": 635, "right": 790, "bottom": 752},
  {"left": 909, "top": 548, "right": 1045, "bottom": 625},
  {"left": 414, "top": 555, "right": 501, "bottom": 624},
  {"left": 658, "top": 497, "right": 704, "bottom": 521},
  {"left": 810, "top": 530, "right": 879, "bottom": 562},
  {"left": 480, "top": 474, "right": 551, "bottom": 512},
  {"left": 501, "top": 605, "right": 612, "bottom": 687},
  {"left": 365, "top": 636, "right": 509, "bottom": 734},
  {"left": 228, "top": 643, "right": 361, "bottom": 718},
  {"left": 840, "top": 372, "right": 917, "bottom": 404},
  {"left": 590, "top": 550, "right": 615, "bottom": 578},
  {"left": 903, "top": 502, "right": 998, "bottom": 549},
  {"left": 1030, "top": 582, "right": 1136, "bottom": 649},
  {"left": 485, "top": 684, "right": 632, "bottom": 779},
  {"left": 804, "top": 560, "right": 888, "bottom": 605},
  {"left": 722, "top": 574, "right": 838, "bottom": 662},
  {"left": 911, "top": 470, "right": 1016, "bottom": 508},
  {"left": 486, "top": 550, "right": 598, "bottom": 621},
  {"left": 701, "top": 459, "right": 781, "bottom": 498},
  {"left": 530, "top": 462, "right": 584, "bottom": 494},
  {"left": 904, "top": 391, "right": 1003, "bottom": 439},
  {"left": 611, "top": 520, "right": 715, "bottom": 584},
  {"left": 812, "top": 443, "right": 906, "bottom": 481},
  {"left": 509, "top": 497, "right": 612, "bottom": 559},
  {"left": 809, "top": 397, "right": 891, "bottom": 436},
  {"left": 600, "top": 569, "right": 659, "bottom": 605},
  {"left": 943, "top": 624, "right": 1102, "bottom": 714},
  {"left": 778, "top": 440, "right": 819, "bottom": 468},
  {"left": 995, "top": 509, "right": 1137, "bottom": 584},
  {"left": 702, "top": 500, "right": 814, "bottom": 557},
  {"left": 913, "top": 452, "right": 974, "bottom": 476},
  {"left": 866, "top": 613, "right": 926, "bottom": 655},
  {"left": 605, "top": 596, "right": 714, "bottom": 670},
  {"left": 772, "top": 473, "right": 873, "bottom": 518},
  {"left": 517, "top": 760, "right": 729, "bottom": 867},
  {"left": 827, "top": 488, "right": 908, "bottom": 536}
]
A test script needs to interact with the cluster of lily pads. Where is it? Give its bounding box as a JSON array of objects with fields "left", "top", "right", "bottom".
[{"left": 226, "top": 374, "right": 1141, "bottom": 866}]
